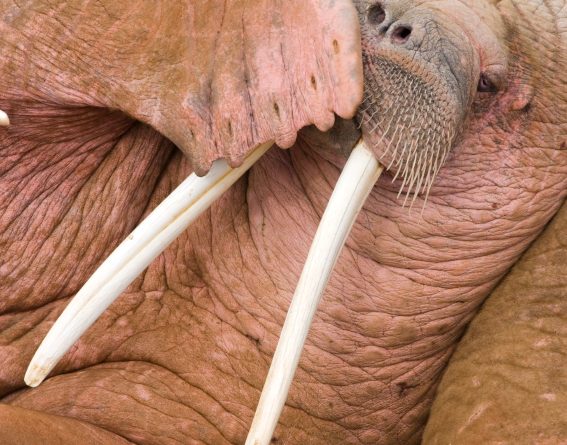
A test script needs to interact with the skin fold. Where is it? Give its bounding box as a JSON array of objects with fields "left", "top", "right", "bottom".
[
  {"left": 0, "top": 1, "right": 566, "bottom": 444},
  {"left": 0, "top": 0, "right": 362, "bottom": 174},
  {"left": 424, "top": 194, "right": 567, "bottom": 443}
]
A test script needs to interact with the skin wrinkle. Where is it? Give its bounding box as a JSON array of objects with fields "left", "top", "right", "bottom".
[
  {"left": 423, "top": 196, "right": 567, "bottom": 443},
  {"left": 68, "top": 364, "right": 236, "bottom": 444},
  {"left": 1, "top": 110, "right": 135, "bottom": 313}
]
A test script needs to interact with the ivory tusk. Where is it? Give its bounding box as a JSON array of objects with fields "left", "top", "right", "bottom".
[
  {"left": 25, "top": 141, "right": 273, "bottom": 388},
  {"left": 245, "top": 140, "right": 383, "bottom": 445},
  {"left": 0, "top": 110, "right": 10, "bottom": 126}
]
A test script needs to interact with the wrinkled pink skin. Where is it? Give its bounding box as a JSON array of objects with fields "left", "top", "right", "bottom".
[{"left": 1, "top": 0, "right": 567, "bottom": 444}]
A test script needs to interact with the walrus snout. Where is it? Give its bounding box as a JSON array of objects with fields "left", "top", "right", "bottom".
[{"left": 356, "top": 1, "right": 488, "bottom": 202}]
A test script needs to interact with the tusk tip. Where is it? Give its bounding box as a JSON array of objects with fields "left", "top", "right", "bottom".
[
  {"left": 0, "top": 110, "right": 10, "bottom": 127},
  {"left": 24, "top": 360, "right": 53, "bottom": 387},
  {"left": 20, "top": 142, "right": 274, "bottom": 391}
]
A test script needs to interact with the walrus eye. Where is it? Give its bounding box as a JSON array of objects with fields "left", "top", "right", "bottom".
[
  {"left": 478, "top": 73, "right": 499, "bottom": 93},
  {"left": 367, "top": 3, "right": 386, "bottom": 26}
]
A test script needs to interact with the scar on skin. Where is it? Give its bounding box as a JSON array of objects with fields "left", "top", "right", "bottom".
[{"left": 458, "top": 402, "right": 492, "bottom": 434}]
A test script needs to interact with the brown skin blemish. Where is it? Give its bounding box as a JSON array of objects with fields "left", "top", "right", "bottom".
[
  {"left": 332, "top": 39, "right": 340, "bottom": 54},
  {"left": 273, "top": 102, "right": 280, "bottom": 118},
  {"left": 227, "top": 120, "right": 233, "bottom": 137},
  {"left": 310, "top": 75, "right": 317, "bottom": 90}
]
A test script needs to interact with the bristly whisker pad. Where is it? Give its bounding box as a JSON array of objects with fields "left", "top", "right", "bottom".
[{"left": 358, "top": 53, "right": 461, "bottom": 207}]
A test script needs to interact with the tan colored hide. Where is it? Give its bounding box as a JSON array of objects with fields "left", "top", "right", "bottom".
[
  {"left": 424, "top": 199, "right": 567, "bottom": 444},
  {"left": 0, "top": 404, "right": 133, "bottom": 445}
]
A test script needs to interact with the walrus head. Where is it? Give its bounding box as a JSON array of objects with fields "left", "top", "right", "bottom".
[
  {"left": 357, "top": 0, "right": 508, "bottom": 203},
  {"left": 23, "top": 2, "right": 517, "bottom": 443}
]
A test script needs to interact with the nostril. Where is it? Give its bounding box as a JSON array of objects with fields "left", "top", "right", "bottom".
[
  {"left": 391, "top": 25, "right": 412, "bottom": 44},
  {"left": 367, "top": 3, "right": 386, "bottom": 26}
]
